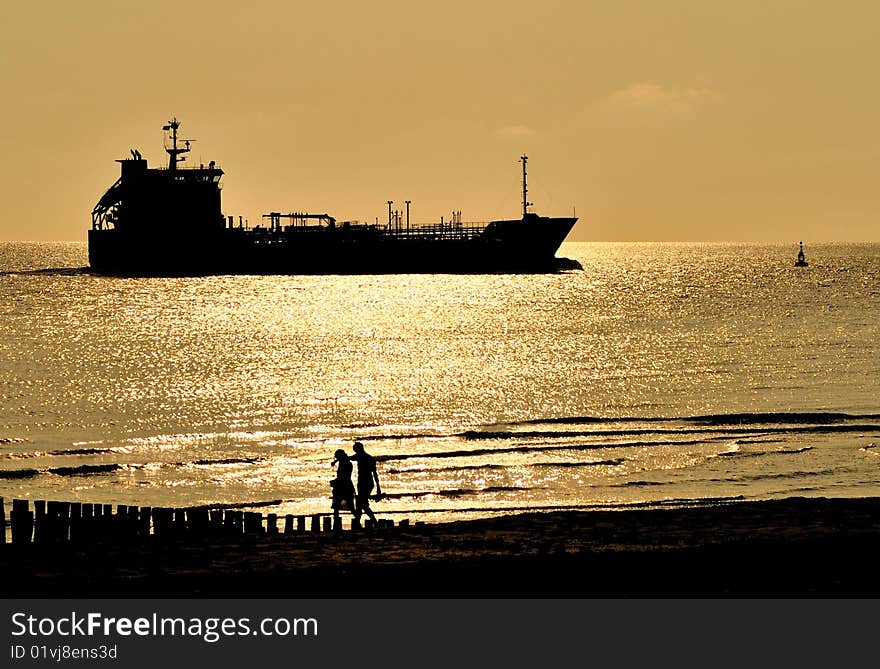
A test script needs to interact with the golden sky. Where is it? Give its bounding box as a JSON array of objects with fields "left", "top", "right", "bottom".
[{"left": 1, "top": 1, "right": 877, "bottom": 242}]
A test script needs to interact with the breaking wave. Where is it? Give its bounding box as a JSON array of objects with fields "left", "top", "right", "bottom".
[
  {"left": 0, "top": 468, "right": 39, "bottom": 479},
  {"left": 617, "top": 480, "right": 669, "bottom": 487},
  {"left": 714, "top": 446, "right": 814, "bottom": 460},
  {"left": 708, "top": 467, "right": 841, "bottom": 483},
  {"left": 190, "top": 457, "right": 265, "bottom": 466},
  {"left": 0, "top": 456, "right": 269, "bottom": 480},
  {"left": 376, "top": 485, "right": 535, "bottom": 500},
  {"left": 49, "top": 463, "right": 121, "bottom": 476},
  {"left": 509, "top": 411, "right": 880, "bottom": 427},
  {"left": 458, "top": 422, "right": 880, "bottom": 442},
  {"left": 387, "top": 457, "right": 624, "bottom": 475},
  {"left": 380, "top": 437, "right": 718, "bottom": 461},
  {"left": 59, "top": 447, "right": 117, "bottom": 456},
  {"left": 0, "top": 267, "right": 89, "bottom": 276}
]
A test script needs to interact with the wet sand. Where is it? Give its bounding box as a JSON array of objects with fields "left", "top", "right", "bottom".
[{"left": 3, "top": 496, "right": 880, "bottom": 596}]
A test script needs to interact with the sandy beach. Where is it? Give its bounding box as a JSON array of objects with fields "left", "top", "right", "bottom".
[{"left": 3, "top": 495, "right": 879, "bottom": 597}]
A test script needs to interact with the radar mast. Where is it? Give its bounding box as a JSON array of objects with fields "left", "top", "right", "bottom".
[
  {"left": 162, "top": 117, "right": 192, "bottom": 170},
  {"left": 520, "top": 155, "right": 533, "bottom": 217}
]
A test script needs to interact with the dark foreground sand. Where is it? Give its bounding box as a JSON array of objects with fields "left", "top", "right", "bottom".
[{"left": 3, "top": 496, "right": 880, "bottom": 596}]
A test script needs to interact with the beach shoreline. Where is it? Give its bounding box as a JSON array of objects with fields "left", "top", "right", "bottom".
[{"left": 2, "top": 495, "right": 879, "bottom": 597}]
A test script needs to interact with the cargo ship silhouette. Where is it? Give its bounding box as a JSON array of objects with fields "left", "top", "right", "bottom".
[{"left": 89, "top": 118, "right": 578, "bottom": 275}]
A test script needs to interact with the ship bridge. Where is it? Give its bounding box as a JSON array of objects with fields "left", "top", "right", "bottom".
[{"left": 91, "top": 159, "right": 224, "bottom": 230}]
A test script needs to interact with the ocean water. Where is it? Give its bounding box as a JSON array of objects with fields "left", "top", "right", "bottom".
[{"left": 1, "top": 241, "right": 879, "bottom": 521}]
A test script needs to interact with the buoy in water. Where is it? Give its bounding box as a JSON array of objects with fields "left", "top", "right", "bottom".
[{"left": 795, "top": 241, "right": 809, "bottom": 267}]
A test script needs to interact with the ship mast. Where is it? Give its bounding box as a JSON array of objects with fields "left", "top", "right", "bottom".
[
  {"left": 162, "top": 117, "right": 191, "bottom": 170},
  {"left": 520, "top": 155, "right": 532, "bottom": 217}
]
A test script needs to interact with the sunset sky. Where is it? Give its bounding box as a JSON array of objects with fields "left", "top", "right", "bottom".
[{"left": 1, "top": 1, "right": 877, "bottom": 242}]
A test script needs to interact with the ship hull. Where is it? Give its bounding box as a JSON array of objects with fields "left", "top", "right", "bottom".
[{"left": 88, "top": 216, "right": 578, "bottom": 276}]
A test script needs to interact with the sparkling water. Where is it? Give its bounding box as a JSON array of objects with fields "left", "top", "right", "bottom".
[{"left": 1, "top": 241, "right": 878, "bottom": 520}]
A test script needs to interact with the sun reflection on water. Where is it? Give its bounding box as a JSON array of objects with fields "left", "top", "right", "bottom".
[{"left": 0, "top": 242, "right": 878, "bottom": 519}]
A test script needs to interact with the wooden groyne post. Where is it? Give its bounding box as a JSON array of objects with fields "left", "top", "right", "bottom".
[
  {"left": 2, "top": 497, "right": 411, "bottom": 546},
  {"left": 10, "top": 499, "right": 33, "bottom": 544}
]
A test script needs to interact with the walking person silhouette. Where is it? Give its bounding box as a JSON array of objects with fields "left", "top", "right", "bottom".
[
  {"left": 351, "top": 441, "right": 381, "bottom": 524},
  {"left": 330, "top": 449, "right": 356, "bottom": 521}
]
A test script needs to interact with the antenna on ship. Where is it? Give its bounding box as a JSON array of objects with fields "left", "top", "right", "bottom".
[
  {"left": 520, "top": 155, "right": 532, "bottom": 217},
  {"left": 162, "top": 117, "right": 192, "bottom": 170}
]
